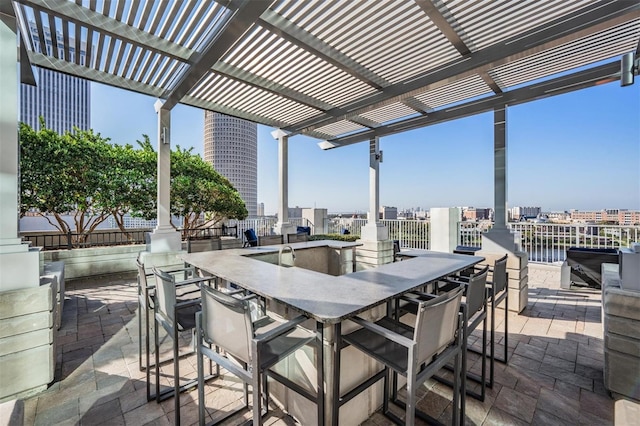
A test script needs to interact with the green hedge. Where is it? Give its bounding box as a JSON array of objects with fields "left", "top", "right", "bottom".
[{"left": 308, "top": 233, "right": 360, "bottom": 242}]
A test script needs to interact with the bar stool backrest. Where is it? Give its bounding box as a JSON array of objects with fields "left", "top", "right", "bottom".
[
  {"left": 153, "top": 268, "right": 177, "bottom": 323},
  {"left": 414, "top": 287, "right": 463, "bottom": 366},
  {"left": 466, "top": 265, "right": 489, "bottom": 315},
  {"left": 493, "top": 255, "right": 508, "bottom": 293},
  {"left": 201, "top": 285, "right": 254, "bottom": 365}
]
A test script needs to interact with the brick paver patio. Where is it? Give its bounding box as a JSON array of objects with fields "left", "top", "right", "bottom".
[{"left": 20, "top": 264, "right": 634, "bottom": 425}]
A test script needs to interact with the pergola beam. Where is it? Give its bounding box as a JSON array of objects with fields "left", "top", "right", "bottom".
[
  {"left": 13, "top": 0, "right": 193, "bottom": 62},
  {"left": 160, "top": 0, "right": 271, "bottom": 111},
  {"left": 259, "top": 8, "right": 390, "bottom": 90},
  {"left": 414, "top": 0, "right": 470, "bottom": 56},
  {"left": 291, "top": 1, "right": 639, "bottom": 136},
  {"left": 323, "top": 61, "right": 621, "bottom": 148},
  {"left": 28, "top": 51, "right": 164, "bottom": 96}
]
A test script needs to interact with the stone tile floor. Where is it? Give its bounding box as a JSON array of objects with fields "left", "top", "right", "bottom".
[{"left": 21, "top": 264, "right": 636, "bottom": 425}]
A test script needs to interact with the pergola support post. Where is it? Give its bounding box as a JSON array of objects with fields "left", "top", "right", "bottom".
[
  {"left": 0, "top": 13, "right": 54, "bottom": 403},
  {"left": 357, "top": 137, "right": 392, "bottom": 270},
  {"left": 272, "top": 129, "right": 295, "bottom": 237},
  {"left": 0, "top": 12, "right": 40, "bottom": 291},
  {"left": 146, "top": 100, "right": 181, "bottom": 253},
  {"left": 481, "top": 106, "right": 529, "bottom": 313},
  {"left": 483, "top": 106, "right": 515, "bottom": 250}
]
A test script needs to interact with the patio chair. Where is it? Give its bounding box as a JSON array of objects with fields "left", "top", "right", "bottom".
[
  {"left": 244, "top": 228, "right": 258, "bottom": 247},
  {"left": 152, "top": 267, "right": 213, "bottom": 425},
  {"left": 484, "top": 255, "right": 509, "bottom": 387},
  {"left": 393, "top": 240, "right": 401, "bottom": 262},
  {"left": 337, "top": 287, "right": 465, "bottom": 426},
  {"left": 296, "top": 226, "right": 311, "bottom": 235},
  {"left": 136, "top": 257, "right": 195, "bottom": 373},
  {"left": 432, "top": 265, "right": 489, "bottom": 402},
  {"left": 443, "top": 255, "right": 509, "bottom": 388},
  {"left": 186, "top": 237, "right": 223, "bottom": 279},
  {"left": 196, "top": 285, "right": 317, "bottom": 426}
]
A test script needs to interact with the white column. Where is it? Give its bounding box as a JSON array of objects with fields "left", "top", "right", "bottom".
[
  {"left": 147, "top": 100, "right": 181, "bottom": 252},
  {"left": 429, "top": 207, "right": 461, "bottom": 253},
  {"left": 360, "top": 137, "right": 388, "bottom": 241},
  {"left": 0, "top": 14, "right": 39, "bottom": 291},
  {"left": 272, "top": 129, "right": 295, "bottom": 237}
]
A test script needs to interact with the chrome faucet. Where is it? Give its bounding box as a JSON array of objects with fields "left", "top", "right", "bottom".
[{"left": 278, "top": 245, "right": 296, "bottom": 266}]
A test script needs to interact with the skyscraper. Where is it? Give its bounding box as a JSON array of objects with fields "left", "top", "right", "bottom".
[
  {"left": 204, "top": 111, "right": 257, "bottom": 217},
  {"left": 20, "top": 23, "right": 90, "bottom": 134}
]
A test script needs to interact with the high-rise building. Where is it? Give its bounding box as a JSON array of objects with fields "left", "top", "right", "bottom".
[
  {"left": 379, "top": 206, "right": 398, "bottom": 220},
  {"left": 204, "top": 111, "right": 257, "bottom": 217},
  {"left": 462, "top": 207, "right": 492, "bottom": 221},
  {"left": 509, "top": 206, "right": 541, "bottom": 221},
  {"left": 20, "top": 23, "right": 90, "bottom": 134},
  {"left": 257, "top": 202, "right": 265, "bottom": 217}
]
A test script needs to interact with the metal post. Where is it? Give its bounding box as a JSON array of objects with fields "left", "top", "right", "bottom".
[
  {"left": 156, "top": 100, "right": 172, "bottom": 230},
  {"left": 494, "top": 107, "right": 507, "bottom": 230},
  {"left": 272, "top": 129, "right": 295, "bottom": 236},
  {"left": 369, "top": 137, "right": 380, "bottom": 225}
]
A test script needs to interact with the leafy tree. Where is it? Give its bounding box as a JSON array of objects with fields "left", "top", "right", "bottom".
[
  {"left": 170, "top": 145, "right": 248, "bottom": 234},
  {"left": 103, "top": 136, "right": 156, "bottom": 236},
  {"left": 20, "top": 120, "right": 112, "bottom": 243},
  {"left": 20, "top": 120, "right": 247, "bottom": 243}
]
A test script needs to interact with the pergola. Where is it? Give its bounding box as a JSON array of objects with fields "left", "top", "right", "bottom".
[{"left": 0, "top": 0, "right": 638, "bottom": 286}]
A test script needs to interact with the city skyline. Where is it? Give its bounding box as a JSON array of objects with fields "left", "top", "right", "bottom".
[{"left": 91, "top": 76, "right": 640, "bottom": 216}]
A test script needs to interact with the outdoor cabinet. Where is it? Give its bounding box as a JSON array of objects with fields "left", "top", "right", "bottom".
[{"left": 565, "top": 247, "right": 619, "bottom": 289}]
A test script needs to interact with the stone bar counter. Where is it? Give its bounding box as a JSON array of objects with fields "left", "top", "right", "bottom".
[{"left": 181, "top": 241, "right": 483, "bottom": 425}]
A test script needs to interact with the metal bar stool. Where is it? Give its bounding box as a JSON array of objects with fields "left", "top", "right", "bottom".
[{"left": 335, "top": 287, "right": 465, "bottom": 425}]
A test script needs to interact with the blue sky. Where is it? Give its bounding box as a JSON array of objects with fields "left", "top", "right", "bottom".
[{"left": 92, "top": 79, "right": 640, "bottom": 215}]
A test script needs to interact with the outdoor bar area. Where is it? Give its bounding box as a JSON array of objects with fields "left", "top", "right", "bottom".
[
  {"left": 0, "top": 1, "right": 639, "bottom": 425},
  {"left": 180, "top": 240, "right": 484, "bottom": 424}
]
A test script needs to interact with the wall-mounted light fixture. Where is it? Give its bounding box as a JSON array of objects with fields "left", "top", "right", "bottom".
[
  {"left": 621, "top": 52, "right": 638, "bottom": 87},
  {"left": 161, "top": 126, "right": 169, "bottom": 144}
]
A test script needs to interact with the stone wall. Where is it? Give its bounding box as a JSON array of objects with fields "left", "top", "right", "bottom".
[
  {"left": 355, "top": 240, "right": 394, "bottom": 271},
  {"left": 475, "top": 250, "right": 529, "bottom": 313},
  {"left": 0, "top": 282, "right": 56, "bottom": 401}
]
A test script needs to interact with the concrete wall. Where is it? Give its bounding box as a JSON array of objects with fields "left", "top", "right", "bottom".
[
  {"left": 249, "top": 246, "right": 355, "bottom": 276},
  {"left": 430, "top": 207, "right": 461, "bottom": 253},
  {"left": 302, "top": 208, "right": 328, "bottom": 235},
  {"left": 41, "top": 245, "right": 143, "bottom": 280},
  {"left": 41, "top": 239, "right": 243, "bottom": 281},
  {"left": 355, "top": 240, "right": 393, "bottom": 271}
]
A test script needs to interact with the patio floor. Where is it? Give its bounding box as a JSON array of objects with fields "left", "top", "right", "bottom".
[{"left": 20, "top": 263, "right": 632, "bottom": 425}]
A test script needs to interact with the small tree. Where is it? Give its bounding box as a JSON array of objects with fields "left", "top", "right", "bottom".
[
  {"left": 20, "top": 120, "right": 112, "bottom": 243},
  {"left": 170, "top": 146, "right": 248, "bottom": 234},
  {"left": 104, "top": 136, "right": 156, "bottom": 236},
  {"left": 20, "top": 121, "right": 248, "bottom": 243}
]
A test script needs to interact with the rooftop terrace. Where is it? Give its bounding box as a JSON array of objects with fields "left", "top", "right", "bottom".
[{"left": 19, "top": 263, "right": 635, "bottom": 426}]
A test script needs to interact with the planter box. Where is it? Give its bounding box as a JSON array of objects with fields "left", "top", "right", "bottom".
[{"left": 41, "top": 244, "right": 144, "bottom": 280}]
